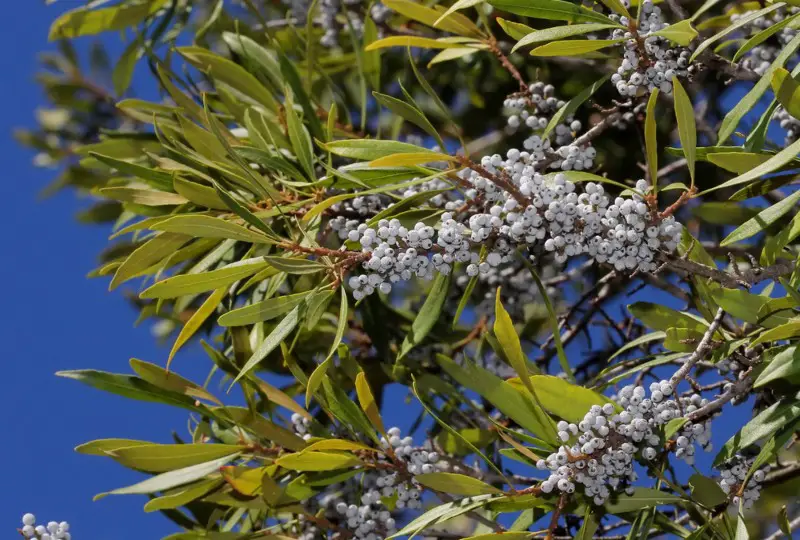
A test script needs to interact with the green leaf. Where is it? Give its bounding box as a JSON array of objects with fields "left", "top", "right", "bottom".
[
  {"left": 603, "top": 488, "right": 682, "bottom": 514},
  {"left": 284, "top": 91, "right": 316, "bottom": 180},
  {"left": 628, "top": 302, "right": 710, "bottom": 334},
  {"left": 752, "top": 320, "right": 800, "bottom": 347},
  {"left": 355, "top": 371, "right": 385, "bottom": 433},
  {"left": 544, "top": 74, "right": 611, "bottom": 138},
  {"left": 373, "top": 92, "right": 444, "bottom": 148},
  {"left": 714, "top": 396, "right": 800, "bottom": 465},
  {"left": 110, "top": 232, "right": 189, "bottom": 290},
  {"left": 219, "top": 291, "right": 309, "bottom": 326},
  {"left": 275, "top": 451, "right": 361, "bottom": 471},
  {"left": 141, "top": 257, "right": 272, "bottom": 299},
  {"left": 711, "top": 288, "right": 768, "bottom": 323},
  {"left": 178, "top": 47, "right": 279, "bottom": 111},
  {"left": 234, "top": 304, "right": 304, "bottom": 384},
  {"left": 263, "top": 256, "right": 326, "bottom": 275},
  {"left": 689, "top": 474, "right": 728, "bottom": 507},
  {"left": 717, "top": 32, "right": 800, "bottom": 144},
  {"left": 436, "top": 354, "right": 558, "bottom": 444},
  {"left": 494, "top": 289, "right": 538, "bottom": 394},
  {"left": 461, "top": 534, "right": 531, "bottom": 540},
  {"left": 736, "top": 510, "right": 750, "bottom": 540},
  {"left": 113, "top": 37, "right": 143, "bottom": 96},
  {"left": 152, "top": 215, "right": 275, "bottom": 244},
  {"left": 575, "top": 508, "right": 599, "bottom": 540},
  {"left": 174, "top": 177, "right": 228, "bottom": 210},
  {"left": 531, "top": 39, "right": 621, "bottom": 56},
  {"left": 129, "top": 359, "right": 220, "bottom": 405},
  {"left": 488, "top": 0, "right": 620, "bottom": 25},
  {"left": 306, "top": 357, "right": 332, "bottom": 407},
  {"left": 387, "top": 495, "right": 498, "bottom": 539},
  {"left": 707, "top": 152, "right": 773, "bottom": 173},
  {"left": 497, "top": 18, "right": 536, "bottom": 40},
  {"left": 690, "top": 3, "right": 784, "bottom": 62},
  {"left": 665, "top": 417, "right": 688, "bottom": 439},
  {"left": 779, "top": 506, "right": 791, "bottom": 536},
  {"left": 168, "top": 287, "right": 227, "bottom": 366},
  {"left": 323, "top": 139, "right": 437, "bottom": 161},
  {"left": 57, "top": 370, "right": 205, "bottom": 414},
  {"left": 734, "top": 12, "right": 800, "bottom": 62},
  {"left": 49, "top": 0, "right": 167, "bottom": 40},
  {"left": 651, "top": 19, "right": 698, "bottom": 46},
  {"left": 608, "top": 331, "right": 666, "bottom": 362},
  {"left": 94, "top": 454, "right": 239, "bottom": 500},
  {"left": 382, "top": 0, "right": 484, "bottom": 37},
  {"left": 672, "top": 77, "right": 696, "bottom": 186},
  {"left": 434, "top": 0, "right": 486, "bottom": 28},
  {"left": 414, "top": 472, "right": 502, "bottom": 495},
  {"left": 755, "top": 346, "right": 800, "bottom": 387},
  {"left": 398, "top": 273, "right": 451, "bottom": 359},
  {"left": 516, "top": 375, "right": 617, "bottom": 422},
  {"left": 365, "top": 36, "right": 467, "bottom": 50},
  {"left": 512, "top": 23, "right": 618, "bottom": 52},
  {"left": 98, "top": 187, "right": 186, "bottom": 206},
  {"left": 211, "top": 182, "right": 279, "bottom": 239},
  {"left": 772, "top": 67, "right": 800, "bottom": 120},
  {"left": 109, "top": 444, "right": 245, "bottom": 473},
  {"left": 721, "top": 188, "right": 800, "bottom": 246},
  {"left": 705, "top": 137, "right": 800, "bottom": 195},
  {"left": 436, "top": 429, "right": 497, "bottom": 455},
  {"left": 144, "top": 478, "right": 222, "bottom": 512},
  {"left": 645, "top": 89, "right": 660, "bottom": 186},
  {"left": 76, "top": 438, "right": 153, "bottom": 456}
]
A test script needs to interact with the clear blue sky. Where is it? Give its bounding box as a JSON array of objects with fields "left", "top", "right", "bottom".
[
  {"left": 0, "top": 4, "right": 780, "bottom": 539},
  {"left": 1, "top": 3, "right": 184, "bottom": 538}
]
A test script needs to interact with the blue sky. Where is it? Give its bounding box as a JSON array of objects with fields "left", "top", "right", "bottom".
[
  {"left": 0, "top": 3, "right": 182, "bottom": 538},
  {"left": 0, "top": 3, "right": 787, "bottom": 539}
]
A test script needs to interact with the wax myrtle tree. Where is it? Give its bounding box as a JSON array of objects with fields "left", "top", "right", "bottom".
[{"left": 16, "top": 0, "right": 800, "bottom": 537}]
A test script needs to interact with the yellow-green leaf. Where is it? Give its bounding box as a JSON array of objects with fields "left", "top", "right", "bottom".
[
  {"left": 414, "top": 472, "right": 502, "bottom": 495},
  {"left": 365, "top": 36, "right": 465, "bottom": 50},
  {"left": 494, "top": 289, "right": 537, "bottom": 398},
  {"left": 771, "top": 67, "right": 800, "bottom": 120},
  {"left": 707, "top": 152, "right": 772, "bottom": 173},
  {"left": 672, "top": 77, "right": 696, "bottom": 186},
  {"left": 369, "top": 152, "right": 454, "bottom": 167},
  {"left": 275, "top": 451, "right": 362, "bottom": 471},
  {"left": 651, "top": 19, "right": 698, "bottom": 46},
  {"left": 645, "top": 89, "right": 659, "bottom": 186},
  {"left": 513, "top": 23, "right": 618, "bottom": 52},
  {"left": 49, "top": 0, "right": 167, "bottom": 40},
  {"left": 530, "top": 39, "right": 621, "bottom": 56},
  {"left": 141, "top": 258, "right": 273, "bottom": 299},
  {"left": 356, "top": 372, "right": 385, "bottom": 433},
  {"left": 109, "top": 443, "right": 245, "bottom": 473},
  {"left": 168, "top": 287, "right": 227, "bottom": 367},
  {"left": 152, "top": 215, "right": 275, "bottom": 244}
]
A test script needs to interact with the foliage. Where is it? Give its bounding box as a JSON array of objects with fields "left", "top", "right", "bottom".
[{"left": 16, "top": 0, "right": 800, "bottom": 538}]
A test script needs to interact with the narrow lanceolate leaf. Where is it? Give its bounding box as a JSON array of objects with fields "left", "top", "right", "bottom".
[
  {"left": 152, "top": 215, "right": 276, "bottom": 244},
  {"left": 690, "top": 3, "right": 784, "bottom": 62},
  {"left": 141, "top": 258, "right": 273, "bottom": 299},
  {"left": 234, "top": 304, "right": 304, "bottom": 384},
  {"left": 94, "top": 454, "right": 239, "bottom": 500},
  {"left": 387, "top": 495, "right": 498, "bottom": 539},
  {"left": 365, "top": 36, "right": 466, "bottom": 50},
  {"left": 735, "top": 12, "right": 800, "bottom": 62},
  {"left": 751, "top": 320, "right": 800, "bottom": 347},
  {"left": 718, "top": 32, "right": 800, "bottom": 144},
  {"left": 645, "top": 89, "right": 660, "bottom": 187},
  {"left": 98, "top": 187, "right": 186, "bottom": 206},
  {"left": 434, "top": 0, "right": 485, "bottom": 29},
  {"left": 414, "top": 472, "right": 502, "bottom": 495},
  {"left": 263, "top": 256, "right": 326, "bottom": 275},
  {"left": 704, "top": 136, "right": 800, "bottom": 194},
  {"left": 530, "top": 39, "right": 621, "bottom": 56},
  {"left": 488, "top": 0, "right": 621, "bottom": 25},
  {"left": 49, "top": 0, "right": 167, "bottom": 40},
  {"left": 323, "top": 139, "right": 436, "bottom": 161},
  {"left": 110, "top": 233, "right": 189, "bottom": 290},
  {"left": 603, "top": 488, "right": 682, "bottom": 514},
  {"left": 324, "top": 288, "right": 349, "bottom": 362},
  {"left": 382, "top": 0, "right": 484, "bottom": 37},
  {"left": 771, "top": 67, "right": 800, "bottom": 120},
  {"left": 512, "top": 375, "right": 618, "bottom": 422},
  {"left": 355, "top": 372, "right": 385, "bottom": 433},
  {"left": 398, "top": 273, "right": 450, "bottom": 359},
  {"left": 306, "top": 357, "right": 333, "bottom": 407},
  {"left": 494, "top": 288, "right": 538, "bottom": 396},
  {"left": 672, "top": 77, "right": 696, "bottom": 186},
  {"left": 721, "top": 188, "right": 800, "bottom": 246},
  {"left": 373, "top": 92, "right": 444, "bottom": 148},
  {"left": 276, "top": 451, "right": 362, "bottom": 471},
  {"left": 285, "top": 91, "right": 316, "bottom": 181},
  {"left": 545, "top": 74, "right": 611, "bottom": 138},
  {"left": 755, "top": 346, "right": 800, "bottom": 387},
  {"left": 651, "top": 19, "right": 698, "bottom": 46},
  {"left": 218, "top": 291, "right": 309, "bottom": 326},
  {"left": 512, "top": 23, "right": 618, "bottom": 52},
  {"left": 168, "top": 287, "right": 227, "bottom": 367},
  {"left": 109, "top": 443, "right": 245, "bottom": 473}
]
